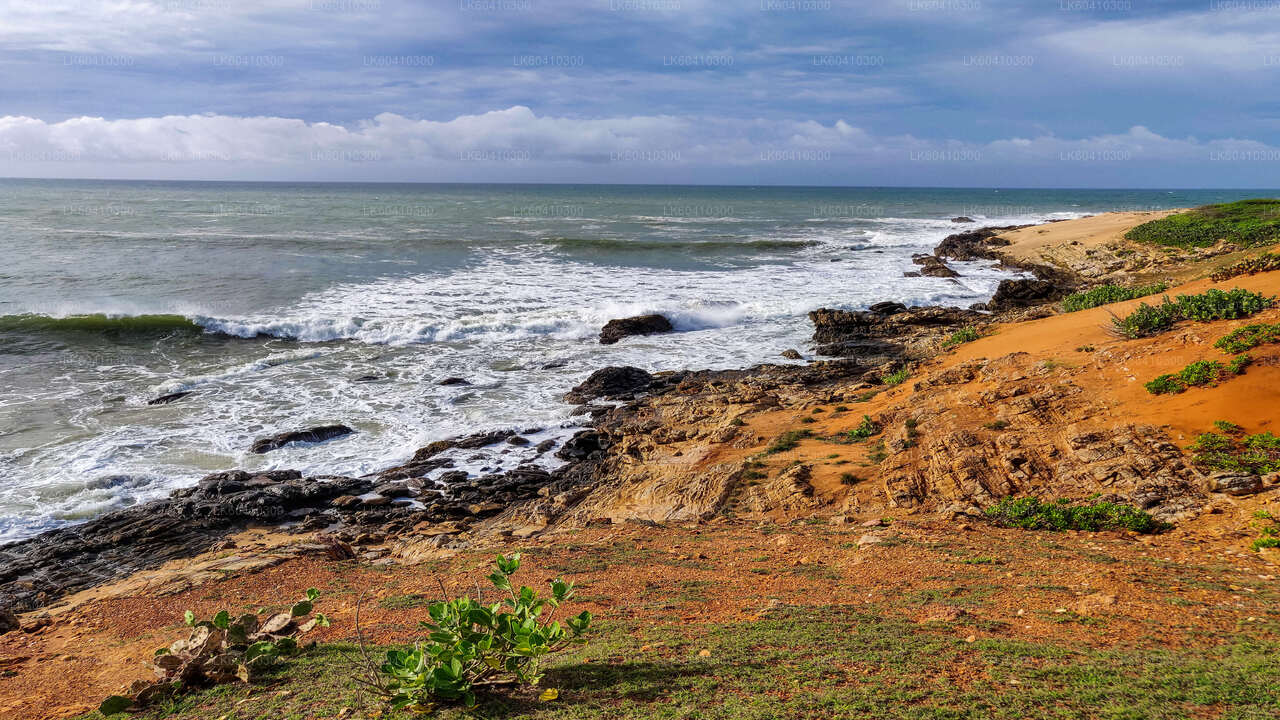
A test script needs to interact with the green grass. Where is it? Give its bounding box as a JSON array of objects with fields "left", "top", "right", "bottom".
[
  {"left": 942, "top": 326, "right": 981, "bottom": 348},
  {"left": 1215, "top": 323, "right": 1280, "bottom": 354},
  {"left": 849, "top": 414, "right": 879, "bottom": 441},
  {"left": 1251, "top": 511, "right": 1280, "bottom": 552},
  {"left": 1061, "top": 282, "right": 1169, "bottom": 312},
  {"left": 1112, "top": 288, "right": 1274, "bottom": 338},
  {"left": 92, "top": 605, "right": 1280, "bottom": 720},
  {"left": 1124, "top": 198, "right": 1280, "bottom": 249},
  {"left": 983, "top": 496, "right": 1167, "bottom": 533},
  {"left": 880, "top": 367, "right": 910, "bottom": 386},
  {"left": 1189, "top": 429, "right": 1280, "bottom": 474},
  {"left": 763, "top": 429, "right": 812, "bottom": 454}
]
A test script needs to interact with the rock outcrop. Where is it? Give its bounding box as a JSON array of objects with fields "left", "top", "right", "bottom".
[
  {"left": 599, "top": 314, "right": 673, "bottom": 345},
  {"left": 808, "top": 305, "right": 986, "bottom": 360},
  {"left": 250, "top": 425, "right": 354, "bottom": 454},
  {"left": 564, "top": 366, "right": 654, "bottom": 404}
]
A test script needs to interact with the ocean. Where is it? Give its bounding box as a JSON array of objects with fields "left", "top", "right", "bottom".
[{"left": 0, "top": 181, "right": 1268, "bottom": 543}]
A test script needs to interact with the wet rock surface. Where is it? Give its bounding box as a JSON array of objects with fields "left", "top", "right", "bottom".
[
  {"left": 808, "top": 305, "right": 987, "bottom": 360},
  {"left": 250, "top": 425, "right": 354, "bottom": 454},
  {"left": 599, "top": 314, "right": 673, "bottom": 345},
  {"left": 564, "top": 366, "right": 654, "bottom": 404}
]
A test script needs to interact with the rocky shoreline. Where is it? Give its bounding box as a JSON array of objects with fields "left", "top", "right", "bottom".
[{"left": 0, "top": 220, "right": 1118, "bottom": 617}]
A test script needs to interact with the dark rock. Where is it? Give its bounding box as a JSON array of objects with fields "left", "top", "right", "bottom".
[
  {"left": 0, "top": 604, "right": 18, "bottom": 634},
  {"left": 599, "top": 314, "right": 673, "bottom": 345},
  {"left": 868, "top": 301, "right": 907, "bottom": 315},
  {"left": 564, "top": 366, "right": 654, "bottom": 404},
  {"left": 951, "top": 216, "right": 974, "bottom": 223},
  {"left": 780, "top": 349, "right": 803, "bottom": 360},
  {"left": 437, "top": 470, "right": 470, "bottom": 484},
  {"left": 437, "top": 377, "right": 471, "bottom": 386},
  {"left": 147, "top": 391, "right": 191, "bottom": 406},
  {"left": 985, "top": 278, "right": 1067, "bottom": 311},
  {"left": 353, "top": 374, "right": 380, "bottom": 382},
  {"left": 911, "top": 254, "right": 960, "bottom": 278},
  {"left": 540, "top": 360, "right": 569, "bottom": 370},
  {"left": 1207, "top": 472, "right": 1263, "bottom": 496},
  {"left": 809, "top": 306, "right": 986, "bottom": 360},
  {"left": 506, "top": 435, "right": 531, "bottom": 446},
  {"left": 535, "top": 439, "right": 557, "bottom": 453},
  {"left": 934, "top": 225, "right": 1025, "bottom": 262},
  {"left": 250, "top": 425, "right": 353, "bottom": 454},
  {"left": 555, "top": 430, "right": 612, "bottom": 461}
]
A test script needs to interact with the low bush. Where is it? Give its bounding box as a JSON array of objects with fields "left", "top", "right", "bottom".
[
  {"left": 765, "top": 429, "right": 811, "bottom": 454},
  {"left": 1214, "top": 323, "right": 1280, "bottom": 354},
  {"left": 1251, "top": 510, "right": 1280, "bottom": 552},
  {"left": 1061, "top": 282, "right": 1169, "bottom": 312},
  {"left": 1211, "top": 252, "right": 1280, "bottom": 281},
  {"left": 99, "top": 589, "right": 329, "bottom": 715},
  {"left": 370, "top": 553, "right": 590, "bottom": 709},
  {"left": 1147, "top": 357, "right": 1251, "bottom": 394},
  {"left": 848, "top": 415, "right": 879, "bottom": 441},
  {"left": 881, "top": 368, "right": 910, "bottom": 386},
  {"left": 1124, "top": 199, "right": 1280, "bottom": 249},
  {"left": 1112, "top": 288, "right": 1274, "bottom": 338},
  {"left": 942, "top": 326, "right": 981, "bottom": 348},
  {"left": 983, "top": 496, "right": 1166, "bottom": 533},
  {"left": 1188, "top": 429, "right": 1280, "bottom": 474}
]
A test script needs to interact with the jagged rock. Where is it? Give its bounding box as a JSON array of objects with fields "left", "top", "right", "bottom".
[
  {"left": 599, "top": 314, "right": 673, "bottom": 345},
  {"left": 934, "top": 225, "right": 1025, "bottom": 262},
  {"left": 564, "top": 366, "right": 654, "bottom": 404},
  {"left": 437, "top": 377, "right": 471, "bottom": 386},
  {"left": 780, "top": 349, "right": 803, "bottom": 360},
  {"left": 147, "top": 391, "right": 191, "bottom": 406},
  {"left": 912, "top": 254, "right": 960, "bottom": 278},
  {"left": 0, "top": 603, "right": 18, "bottom": 634},
  {"left": 250, "top": 425, "right": 353, "bottom": 454},
  {"left": 868, "top": 301, "right": 907, "bottom": 315},
  {"left": 1207, "top": 472, "right": 1263, "bottom": 496},
  {"left": 555, "top": 430, "right": 612, "bottom": 461},
  {"left": 985, "top": 278, "right": 1068, "bottom": 311},
  {"left": 951, "top": 216, "right": 974, "bottom": 223},
  {"left": 809, "top": 306, "right": 985, "bottom": 360}
]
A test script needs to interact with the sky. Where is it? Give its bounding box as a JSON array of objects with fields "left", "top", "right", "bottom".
[{"left": 1, "top": 0, "right": 1279, "bottom": 186}]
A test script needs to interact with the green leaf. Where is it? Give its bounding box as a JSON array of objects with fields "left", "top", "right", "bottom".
[
  {"left": 539, "top": 688, "right": 559, "bottom": 702},
  {"left": 98, "top": 695, "right": 133, "bottom": 715},
  {"left": 183, "top": 610, "right": 195, "bottom": 626},
  {"left": 212, "top": 610, "right": 230, "bottom": 629},
  {"left": 306, "top": 587, "right": 320, "bottom": 602},
  {"left": 291, "top": 600, "right": 313, "bottom": 617}
]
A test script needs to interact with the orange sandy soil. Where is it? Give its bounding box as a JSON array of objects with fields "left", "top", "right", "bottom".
[
  {"left": 3, "top": 516, "right": 1278, "bottom": 720},
  {"left": 5, "top": 215, "right": 1280, "bottom": 719}
]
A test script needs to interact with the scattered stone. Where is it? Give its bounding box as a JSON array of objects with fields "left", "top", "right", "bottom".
[
  {"left": 922, "top": 605, "right": 966, "bottom": 623},
  {"left": 599, "top": 314, "right": 673, "bottom": 345},
  {"left": 857, "top": 533, "right": 884, "bottom": 546},
  {"left": 1075, "top": 592, "right": 1118, "bottom": 616},
  {"left": 250, "top": 425, "right": 354, "bottom": 454}
]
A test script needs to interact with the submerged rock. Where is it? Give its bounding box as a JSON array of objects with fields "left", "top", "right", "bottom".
[
  {"left": 951, "top": 216, "right": 974, "bottom": 223},
  {"left": 250, "top": 425, "right": 354, "bottom": 454},
  {"left": 147, "top": 391, "right": 192, "bottom": 406},
  {"left": 437, "top": 377, "right": 471, "bottom": 386},
  {"left": 564, "top": 366, "right": 654, "bottom": 404},
  {"left": 599, "top": 314, "right": 673, "bottom": 345},
  {"left": 911, "top": 254, "right": 960, "bottom": 278},
  {"left": 780, "top": 349, "right": 803, "bottom": 360}
]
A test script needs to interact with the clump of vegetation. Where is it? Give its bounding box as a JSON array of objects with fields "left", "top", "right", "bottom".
[
  {"left": 866, "top": 439, "right": 888, "bottom": 464},
  {"left": 1211, "top": 251, "right": 1280, "bottom": 281},
  {"left": 881, "top": 368, "right": 910, "bottom": 386},
  {"left": 1214, "top": 420, "right": 1244, "bottom": 435},
  {"left": 1112, "top": 288, "right": 1274, "bottom": 338},
  {"left": 1251, "top": 510, "right": 1280, "bottom": 551},
  {"left": 838, "top": 471, "right": 860, "bottom": 485},
  {"left": 853, "top": 389, "right": 880, "bottom": 403},
  {"left": 1124, "top": 199, "right": 1280, "bottom": 249},
  {"left": 764, "top": 429, "right": 811, "bottom": 454},
  {"left": 1075, "top": 344, "right": 1096, "bottom": 353},
  {"left": 1214, "top": 323, "right": 1280, "bottom": 354},
  {"left": 983, "top": 496, "right": 1167, "bottom": 533},
  {"left": 833, "top": 405, "right": 849, "bottom": 412},
  {"left": 729, "top": 416, "right": 745, "bottom": 427},
  {"left": 1061, "top": 282, "right": 1169, "bottom": 312},
  {"left": 983, "top": 420, "right": 1010, "bottom": 431},
  {"left": 1188, "top": 429, "right": 1280, "bottom": 474},
  {"left": 942, "top": 326, "right": 981, "bottom": 348},
  {"left": 1145, "top": 357, "right": 1250, "bottom": 395},
  {"left": 799, "top": 416, "right": 817, "bottom": 424},
  {"left": 99, "top": 589, "right": 329, "bottom": 715},
  {"left": 848, "top": 415, "right": 879, "bottom": 441},
  {"left": 369, "top": 553, "right": 590, "bottom": 710}
]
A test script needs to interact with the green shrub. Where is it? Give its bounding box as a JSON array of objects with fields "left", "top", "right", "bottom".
[
  {"left": 1124, "top": 199, "right": 1280, "bottom": 249},
  {"left": 1145, "top": 374, "right": 1186, "bottom": 395},
  {"left": 1061, "top": 282, "right": 1169, "bottom": 312},
  {"left": 765, "top": 429, "right": 811, "bottom": 454},
  {"left": 1211, "top": 252, "right": 1280, "bottom": 281},
  {"left": 1113, "top": 288, "right": 1274, "bottom": 338},
  {"left": 1214, "top": 323, "right": 1280, "bottom": 354},
  {"left": 1227, "top": 354, "right": 1253, "bottom": 375},
  {"left": 942, "top": 326, "right": 981, "bottom": 348},
  {"left": 1144, "top": 356, "right": 1251, "bottom": 395},
  {"left": 983, "top": 496, "right": 1166, "bottom": 533},
  {"left": 1213, "top": 420, "right": 1244, "bottom": 435},
  {"left": 800, "top": 416, "right": 817, "bottom": 424},
  {"left": 1188, "top": 430, "right": 1280, "bottom": 474},
  {"left": 375, "top": 553, "right": 590, "bottom": 709},
  {"left": 1250, "top": 510, "right": 1280, "bottom": 552},
  {"left": 881, "top": 368, "right": 910, "bottom": 386},
  {"left": 848, "top": 415, "right": 879, "bottom": 441}
]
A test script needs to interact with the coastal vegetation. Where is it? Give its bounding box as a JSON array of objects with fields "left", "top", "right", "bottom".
[
  {"left": 1187, "top": 426, "right": 1280, "bottom": 475},
  {"left": 880, "top": 367, "right": 910, "bottom": 385},
  {"left": 1144, "top": 356, "right": 1250, "bottom": 395},
  {"left": 1211, "top": 251, "right": 1280, "bottom": 281},
  {"left": 1060, "top": 282, "right": 1168, "bottom": 312},
  {"left": 941, "top": 326, "right": 981, "bottom": 347},
  {"left": 982, "top": 497, "right": 1166, "bottom": 533},
  {"left": 1214, "top": 322, "right": 1280, "bottom": 354},
  {"left": 1111, "top": 288, "right": 1273, "bottom": 338},
  {"left": 1124, "top": 199, "right": 1280, "bottom": 248}
]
